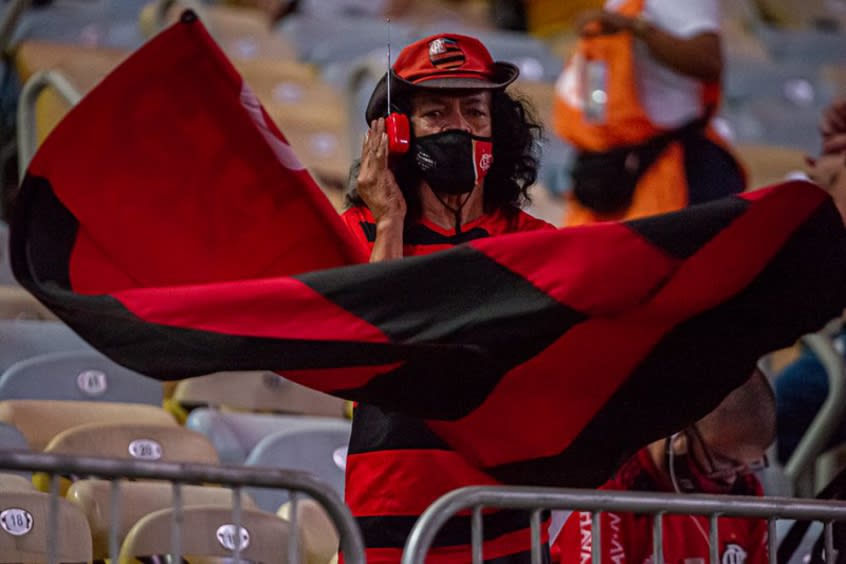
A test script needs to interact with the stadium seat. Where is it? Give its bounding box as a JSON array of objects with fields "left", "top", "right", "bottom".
[
  {"left": 0, "top": 400, "right": 175, "bottom": 450},
  {"left": 143, "top": 0, "right": 298, "bottom": 61},
  {"left": 0, "top": 490, "right": 91, "bottom": 563},
  {"left": 3, "top": 0, "right": 148, "bottom": 51},
  {"left": 173, "top": 371, "right": 346, "bottom": 418},
  {"left": 0, "top": 473, "right": 33, "bottom": 491},
  {"left": 244, "top": 421, "right": 351, "bottom": 512},
  {"left": 0, "top": 350, "right": 163, "bottom": 405},
  {"left": 43, "top": 422, "right": 218, "bottom": 464},
  {"left": 35, "top": 422, "right": 218, "bottom": 495},
  {"left": 277, "top": 13, "right": 416, "bottom": 67},
  {"left": 278, "top": 497, "right": 339, "bottom": 564},
  {"left": 0, "top": 320, "right": 92, "bottom": 373},
  {"left": 0, "top": 422, "right": 28, "bottom": 452},
  {"left": 67, "top": 479, "right": 257, "bottom": 560},
  {"left": 119, "top": 504, "right": 301, "bottom": 562},
  {"left": 186, "top": 409, "right": 347, "bottom": 465}
]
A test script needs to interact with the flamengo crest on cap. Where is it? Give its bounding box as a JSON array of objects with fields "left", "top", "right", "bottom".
[{"left": 428, "top": 37, "right": 465, "bottom": 69}]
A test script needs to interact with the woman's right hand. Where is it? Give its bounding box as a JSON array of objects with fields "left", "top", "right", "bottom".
[{"left": 357, "top": 118, "right": 407, "bottom": 227}]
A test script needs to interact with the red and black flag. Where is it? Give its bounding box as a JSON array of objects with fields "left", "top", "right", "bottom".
[{"left": 11, "top": 14, "right": 846, "bottom": 487}]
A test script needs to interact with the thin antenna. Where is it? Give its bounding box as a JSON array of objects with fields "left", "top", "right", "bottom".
[{"left": 386, "top": 18, "right": 392, "bottom": 114}]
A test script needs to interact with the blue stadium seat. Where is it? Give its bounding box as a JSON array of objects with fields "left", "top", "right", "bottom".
[
  {"left": 186, "top": 409, "right": 348, "bottom": 465},
  {"left": 244, "top": 420, "right": 351, "bottom": 512},
  {"left": 0, "top": 320, "right": 92, "bottom": 372},
  {"left": 2, "top": 0, "right": 149, "bottom": 51},
  {"left": 0, "top": 350, "right": 162, "bottom": 405}
]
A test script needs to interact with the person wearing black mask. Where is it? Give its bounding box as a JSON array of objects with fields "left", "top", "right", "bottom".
[
  {"left": 341, "top": 33, "right": 556, "bottom": 562},
  {"left": 344, "top": 33, "right": 553, "bottom": 262}
]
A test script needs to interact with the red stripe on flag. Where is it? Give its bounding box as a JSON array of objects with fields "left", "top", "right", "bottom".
[
  {"left": 111, "top": 277, "right": 389, "bottom": 343},
  {"left": 471, "top": 221, "right": 677, "bottom": 315},
  {"left": 30, "top": 15, "right": 364, "bottom": 298}
]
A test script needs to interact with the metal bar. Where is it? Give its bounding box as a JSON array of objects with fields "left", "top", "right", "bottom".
[
  {"left": 530, "top": 509, "right": 541, "bottom": 564},
  {"left": 288, "top": 491, "right": 299, "bottom": 564},
  {"left": 171, "top": 482, "right": 182, "bottom": 561},
  {"left": 709, "top": 514, "right": 719, "bottom": 564},
  {"left": 17, "top": 70, "right": 83, "bottom": 180},
  {"left": 0, "top": 0, "right": 30, "bottom": 56},
  {"left": 471, "top": 506, "right": 483, "bottom": 564},
  {"left": 47, "top": 473, "right": 59, "bottom": 564},
  {"left": 652, "top": 513, "right": 663, "bottom": 564},
  {"left": 785, "top": 333, "right": 846, "bottom": 495},
  {"left": 591, "top": 512, "right": 602, "bottom": 564},
  {"left": 825, "top": 521, "right": 835, "bottom": 563},
  {"left": 768, "top": 518, "right": 777, "bottom": 563},
  {"left": 108, "top": 479, "right": 122, "bottom": 561},
  {"left": 401, "top": 486, "right": 846, "bottom": 564},
  {"left": 232, "top": 486, "right": 242, "bottom": 563},
  {"left": 0, "top": 451, "right": 365, "bottom": 563}
]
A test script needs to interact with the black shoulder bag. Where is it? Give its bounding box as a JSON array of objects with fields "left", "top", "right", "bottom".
[{"left": 569, "top": 115, "right": 709, "bottom": 214}]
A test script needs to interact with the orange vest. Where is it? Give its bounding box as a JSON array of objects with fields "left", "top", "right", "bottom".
[{"left": 553, "top": 0, "right": 743, "bottom": 226}]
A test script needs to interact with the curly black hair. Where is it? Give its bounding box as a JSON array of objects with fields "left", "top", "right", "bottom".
[{"left": 345, "top": 89, "right": 543, "bottom": 223}]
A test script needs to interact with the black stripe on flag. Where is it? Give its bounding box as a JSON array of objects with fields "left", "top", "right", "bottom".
[{"left": 298, "top": 246, "right": 586, "bottom": 420}]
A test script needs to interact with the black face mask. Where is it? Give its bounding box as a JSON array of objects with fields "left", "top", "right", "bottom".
[{"left": 411, "top": 130, "right": 494, "bottom": 195}]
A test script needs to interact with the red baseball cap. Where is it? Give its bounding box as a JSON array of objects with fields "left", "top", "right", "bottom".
[{"left": 365, "top": 33, "right": 519, "bottom": 123}]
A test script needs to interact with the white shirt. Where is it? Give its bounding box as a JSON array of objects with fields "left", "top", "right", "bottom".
[{"left": 606, "top": 0, "right": 721, "bottom": 128}]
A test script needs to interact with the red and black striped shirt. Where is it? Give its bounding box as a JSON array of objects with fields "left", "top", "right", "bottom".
[{"left": 341, "top": 205, "right": 554, "bottom": 563}]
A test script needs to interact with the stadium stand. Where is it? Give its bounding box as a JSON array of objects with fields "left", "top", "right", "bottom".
[{"left": 0, "top": 0, "right": 845, "bottom": 561}]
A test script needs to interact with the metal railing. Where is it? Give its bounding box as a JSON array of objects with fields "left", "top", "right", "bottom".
[
  {"left": 785, "top": 325, "right": 846, "bottom": 497},
  {"left": 402, "top": 485, "right": 846, "bottom": 564},
  {"left": 0, "top": 450, "right": 365, "bottom": 563},
  {"left": 16, "top": 69, "right": 82, "bottom": 180}
]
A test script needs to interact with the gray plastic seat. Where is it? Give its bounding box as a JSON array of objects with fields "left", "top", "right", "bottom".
[
  {"left": 277, "top": 13, "right": 416, "bottom": 67},
  {"left": 0, "top": 350, "right": 162, "bottom": 405},
  {"left": 244, "top": 420, "right": 351, "bottom": 512},
  {"left": 0, "top": 422, "right": 27, "bottom": 452},
  {"left": 0, "top": 320, "right": 92, "bottom": 373},
  {"left": 186, "top": 408, "right": 349, "bottom": 465},
  {"left": 3, "top": 0, "right": 150, "bottom": 51}
]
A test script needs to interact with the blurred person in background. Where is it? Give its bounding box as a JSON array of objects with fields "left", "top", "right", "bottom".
[
  {"left": 553, "top": 0, "right": 746, "bottom": 226},
  {"left": 553, "top": 370, "right": 774, "bottom": 564}
]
